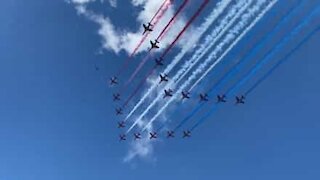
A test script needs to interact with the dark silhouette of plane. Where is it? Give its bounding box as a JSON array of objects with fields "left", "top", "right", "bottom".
[
  {"left": 167, "top": 131, "right": 175, "bottom": 138},
  {"left": 181, "top": 91, "right": 190, "bottom": 100},
  {"left": 149, "top": 132, "right": 157, "bottom": 139},
  {"left": 163, "top": 89, "right": 173, "bottom": 98},
  {"left": 118, "top": 121, "right": 125, "bottom": 128},
  {"left": 143, "top": 22, "right": 153, "bottom": 34},
  {"left": 159, "top": 73, "right": 169, "bottom": 84},
  {"left": 217, "top": 94, "right": 227, "bottom": 103},
  {"left": 150, "top": 40, "right": 160, "bottom": 49},
  {"left": 110, "top": 77, "right": 118, "bottom": 85},
  {"left": 113, "top": 93, "right": 120, "bottom": 101},
  {"left": 155, "top": 57, "right": 164, "bottom": 66},
  {"left": 199, "top": 93, "right": 209, "bottom": 102},
  {"left": 183, "top": 130, "right": 191, "bottom": 138},
  {"left": 134, "top": 133, "right": 142, "bottom": 140},
  {"left": 119, "top": 134, "right": 126, "bottom": 141},
  {"left": 95, "top": 65, "right": 99, "bottom": 71},
  {"left": 115, "top": 108, "right": 123, "bottom": 115},
  {"left": 235, "top": 95, "right": 245, "bottom": 104}
]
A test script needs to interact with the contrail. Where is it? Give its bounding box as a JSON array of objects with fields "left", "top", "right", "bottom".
[
  {"left": 126, "top": 0, "right": 211, "bottom": 133},
  {"left": 174, "top": 0, "right": 303, "bottom": 131},
  {"left": 157, "top": 0, "right": 189, "bottom": 40},
  {"left": 245, "top": 28, "right": 320, "bottom": 96},
  {"left": 116, "top": 0, "right": 171, "bottom": 77},
  {"left": 174, "top": 0, "right": 251, "bottom": 85},
  {"left": 126, "top": 0, "right": 189, "bottom": 84},
  {"left": 123, "top": 0, "right": 218, "bottom": 109},
  {"left": 191, "top": 7, "right": 320, "bottom": 131},
  {"left": 141, "top": 0, "right": 276, "bottom": 132}
]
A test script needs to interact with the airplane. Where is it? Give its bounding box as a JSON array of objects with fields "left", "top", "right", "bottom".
[
  {"left": 163, "top": 89, "right": 173, "bottom": 98},
  {"left": 149, "top": 132, "right": 157, "bottom": 139},
  {"left": 159, "top": 73, "right": 169, "bottom": 84},
  {"left": 182, "top": 130, "right": 191, "bottom": 138},
  {"left": 199, "top": 93, "right": 209, "bottom": 102},
  {"left": 119, "top": 134, "right": 126, "bottom": 141},
  {"left": 167, "top": 130, "right": 175, "bottom": 138},
  {"left": 113, "top": 93, "right": 120, "bottom": 101},
  {"left": 155, "top": 57, "right": 164, "bottom": 66},
  {"left": 117, "top": 121, "right": 125, "bottom": 128},
  {"left": 217, "top": 94, "right": 227, "bottom": 103},
  {"left": 143, "top": 22, "right": 153, "bottom": 34},
  {"left": 150, "top": 40, "right": 160, "bottom": 49},
  {"left": 235, "top": 95, "right": 245, "bottom": 104},
  {"left": 181, "top": 91, "right": 190, "bottom": 100},
  {"left": 134, "top": 133, "right": 142, "bottom": 140},
  {"left": 110, "top": 76, "right": 118, "bottom": 85},
  {"left": 115, "top": 107, "right": 123, "bottom": 115}
]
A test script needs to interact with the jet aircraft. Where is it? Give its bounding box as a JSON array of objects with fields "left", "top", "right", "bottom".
[
  {"left": 118, "top": 121, "right": 125, "bottom": 128},
  {"left": 199, "top": 93, "right": 209, "bottom": 102},
  {"left": 183, "top": 130, "right": 191, "bottom": 138},
  {"left": 149, "top": 132, "right": 157, "bottom": 139},
  {"left": 150, "top": 40, "right": 160, "bottom": 49},
  {"left": 181, "top": 91, "right": 190, "bottom": 99},
  {"left": 163, "top": 89, "right": 173, "bottom": 98},
  {"left": 159, "top": 73, "right": 169, "bottom": 84},
  {"left": 134, "top": 133, "right": 142, "bottom": 140},
  {"left": 235, "top": 95, "right": 245, "bottom": 104},
  {"left": 119, "top": 134, "right": 126, "bottom": 141},
  {"left": 110, "top": 77, "right": 118, "bottom": 85},
  {"left": 217, "top": 95, "right": 227, "bottom": 103},
  {"left": 113, "top": 93, "right": 120, "bottom": 101},
  {"left": 143, "top": 23, "right": 153, "bottom": 34},
  {"left": 167, "top": 131, "right": 175, "bottom": 138},
  {"left": 115, "top": 108, "right": 123, "bottom": 115},
  {"left": 155, "top": 57, "right": 164, "bottom": 66}
]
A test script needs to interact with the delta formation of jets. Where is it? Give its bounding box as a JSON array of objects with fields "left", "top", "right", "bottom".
[
  {"left": 118, "top": 130, "right": 193, "bottom": 141},
  {"left": 109, "top": 22, "right": 246, "bottom": 142}
]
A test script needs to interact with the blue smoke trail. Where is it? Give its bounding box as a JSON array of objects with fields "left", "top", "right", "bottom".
[
  {"left": 172, "top": 1, "right": 303, "bottom": 131},
  {"left": 191, "top": 8, "right": 320, "bottom": 131},
  {"left": 245, "top": 27, "right": 320, "bottom": 96}
]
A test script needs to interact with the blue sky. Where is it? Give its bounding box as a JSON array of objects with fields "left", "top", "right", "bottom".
[{"left": 0, "top": 0, "right": 320, "bottom": 179}]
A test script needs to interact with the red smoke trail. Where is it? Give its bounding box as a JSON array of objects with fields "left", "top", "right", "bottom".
[
  {"left": 156, "top": 0, "right": 189, "bottom": 41},
  {"left": 122, "top": 0, "right": 209, "bottom": 108},
  {"left": 150, "top": 0, "right": 170, "bottom": 23},
  {"left": 161, "top": 0, "right": 209, "bottom": 58},
  {"left": 115, "top": 0, "right": 171, "bottom": 77},
  {"left": 126, "top": 50, "right": 152, "bottom": 85}
]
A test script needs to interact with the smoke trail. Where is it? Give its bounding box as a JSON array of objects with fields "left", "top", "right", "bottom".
[
  {"left": 245, "top": 28, "right": 320, "bottom": 96},
  {"left": 149, "top": 0, "right": 170, "bottom": 23},
  {"left": 191, "top": 8, "right": 320, "bottom": 131},
  {"left": 123, "top": 0, "right": 223, "bottom": 112},
  {"left": 140, "top": 0, "right": 276, "bottom": 132},
  {"left": 174, "top": 0, "right": 251, "bottom": 85},
  {"left": 156, "top": 0, "right": 189, "bottom": 40},
  {"left": 174, "top": 0, "right": 303, "bottom": 131}
]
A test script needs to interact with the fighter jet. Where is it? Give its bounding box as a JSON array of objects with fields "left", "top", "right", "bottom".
[
  {"left": 115, "top": 107, "right": 123, "bottom": 115},
  {"left": 117, "top": 121, "right": 125, "bottom": 128},
  {"left": 110, "top": 76, "right": 118, "bottom": 85},
  {"left": 149, "top": 132, "right": 157, "bottom": 139},
  {"left": 217, "top": 94, "right": 227, "bottom": 103},
  {"left": 183, "top": 130, "right": 191, "bottom": 138},
  {"left": 167, "top": 130, "right": 175, "bottom": 138},
  {"left": 150, "top": 40, "right": 160, "bottom": 49},
  {"left": 159, "top": 73, "right": 169, "bottom": 84},
  {"left": 199, "top": 93, "right": 209, "bottom": 102},
  {"left": 155, "top": 57, "right": 164, "bottom": 66},
  {"left": 163, "top": 89, "right": 173, "bottom": 98},
  {"left": 235, "top": 95, "right": 245, "bottom": 104},
  {"left": 119, "top": 134, "right": 126, "bottom": 141},
  {"left": 134, "top": 133, "right": 142, "bottom": 140},
  {"left": 181, "top": 91, "right": 190, "bottom": 100},
  {"left": 113, "top": 93, "right": 120, "bottom": 101},
  {"left": 143, "top": 22, "right": 153, "bottom": 34}
]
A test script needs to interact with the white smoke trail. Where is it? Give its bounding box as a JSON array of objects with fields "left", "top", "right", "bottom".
[
  {"left": 142, "top": 0, "right": 277, "bottom": 131},
  {"left": 127, "top": 0, "right": 254, "bottom": 133},
  {"left": 124, "top": 0, "right": 232, "bottom": 122}
]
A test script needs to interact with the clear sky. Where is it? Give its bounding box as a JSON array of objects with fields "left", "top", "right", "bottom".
[{"left": 0, "top": 0, "right": 320, "bottom": 179}]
